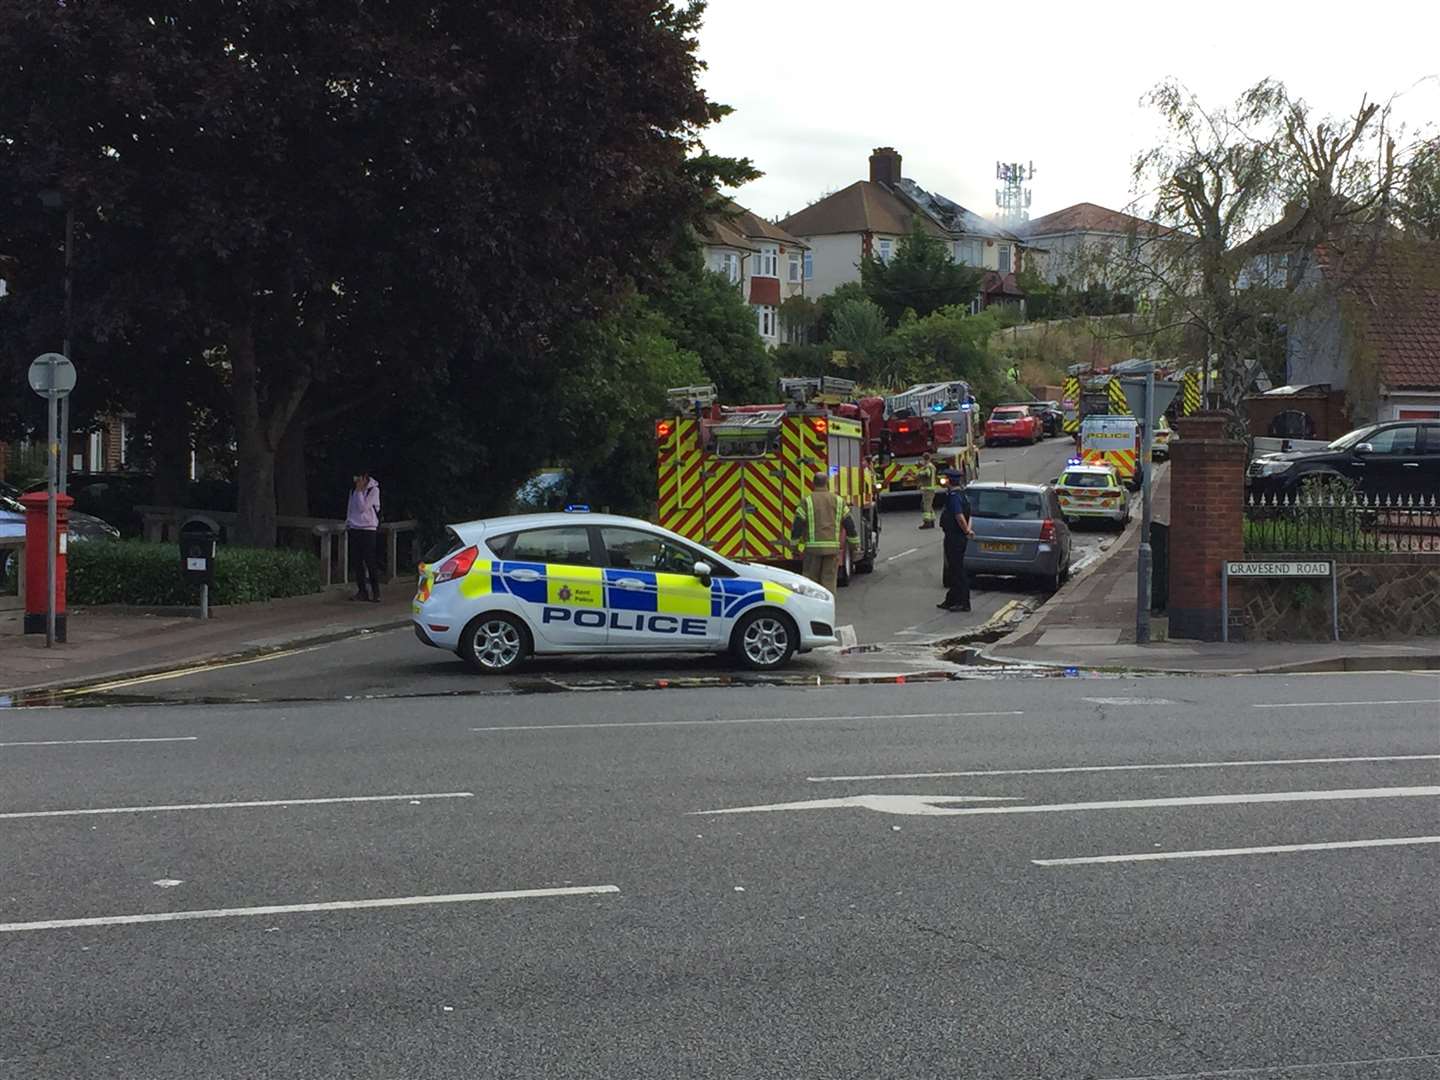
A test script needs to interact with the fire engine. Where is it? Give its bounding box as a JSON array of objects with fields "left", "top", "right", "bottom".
[
  {"left": 867, "top": 381, "right": 981, "bottom": 504},
  {"left": 655, "top": 377, "right": 881, "bottom": 586}
]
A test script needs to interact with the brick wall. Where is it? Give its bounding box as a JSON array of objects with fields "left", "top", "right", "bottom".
[
  {"left": 1168, "top": 412, "right": 1246, "bottom": 641},
  {"left": 1237, "top": 553, "right": 1440, "bottom": 640},
  {"left": 1246, "top": 389, "right": 1349, "bottom": 440}
]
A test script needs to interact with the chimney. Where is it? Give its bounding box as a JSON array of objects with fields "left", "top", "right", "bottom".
[{"left": 869, "top": 147, "right": 901, "bottom": 188}]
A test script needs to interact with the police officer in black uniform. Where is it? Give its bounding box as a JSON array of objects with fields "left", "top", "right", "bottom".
[{"left": 937, "top": 468, "right": 975, "bottom": 612}]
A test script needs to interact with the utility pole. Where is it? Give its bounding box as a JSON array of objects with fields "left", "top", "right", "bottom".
[{"left": 1135, "top": 368, "right": 1155, "bottom": 644}]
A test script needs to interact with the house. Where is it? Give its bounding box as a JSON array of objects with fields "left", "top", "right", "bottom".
[
  {"left": 778, "top": 148, "right": 1025, "bottom": 312},
  {"left": 1016, "top": 202, "right": 1175, "bottom": 296},
  {"left": 1286, "top": 242, "right": 1440, "bottom": 423},
  {"left": 698, "top": 201, "right": 809, "bottom": 348}
]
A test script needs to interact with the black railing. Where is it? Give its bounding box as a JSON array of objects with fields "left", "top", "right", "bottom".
[{"left": 1245, "top": 493, "right": 1440, "bottom": 553}]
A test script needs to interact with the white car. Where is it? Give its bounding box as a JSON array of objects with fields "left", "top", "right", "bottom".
[
  {"left": 1054, "top": 461, "right": 1130, "bottom": 527},
  {"left": 412, "top": 510, "right": 838, "bottom": 673}
]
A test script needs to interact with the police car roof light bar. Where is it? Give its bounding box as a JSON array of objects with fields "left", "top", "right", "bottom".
[{"left": 563, "top": 504, "right": 591, "bottom": 513}]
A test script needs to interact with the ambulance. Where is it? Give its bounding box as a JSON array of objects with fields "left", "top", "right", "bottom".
[
  {"left": 1079, "top": 414, "right": 1143, "bottom": 490},
  {"left": 412, "top": 510, "right": 837, "bottom": 673}
]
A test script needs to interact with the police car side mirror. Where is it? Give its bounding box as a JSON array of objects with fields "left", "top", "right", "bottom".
[{"left": 693, "top": 560, "right": 713, "bottom": 584}]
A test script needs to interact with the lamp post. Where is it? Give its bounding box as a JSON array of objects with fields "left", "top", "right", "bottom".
[{"left": 39, "top": 191, "right": 74, "bottom": 495}]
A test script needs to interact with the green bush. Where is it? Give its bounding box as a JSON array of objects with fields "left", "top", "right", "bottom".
[{"left": 68, "top": 541, "right": 322, "bottom": 606}]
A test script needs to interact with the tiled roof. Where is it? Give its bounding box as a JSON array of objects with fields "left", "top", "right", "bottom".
[
  {"left": 1326, "top": 242, "right": 1440, "bottom": 391},
  {"left": 1018, "top": 202, "right": 1172, "bottom": 239},
  {"left": 780, "top": 181, "right": 945, "bottom": 239},
  {"left": 702, "top": 201, "right": 806, "bottom": 251}
]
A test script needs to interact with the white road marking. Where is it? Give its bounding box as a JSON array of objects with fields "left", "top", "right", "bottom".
[
  {"left": 0, "top": 791, "right": 474, "bottom": 820},
  {"left": 806, "top": 753, "right": 1440, "bottom": 783},
  {"left": 1083, "top": 697, "right": 1178, "bottom": 706},
  {"left": 0, "top": 885, "right": 620, "bottom": 934},
  {"left": 696, "top": 786, "right": 1440, "bottom": 818},
  {"left": 884, "top": 547, "right": 921, "bottom": 562},
  {"left": 152, "top": 879, "right": 184, "bottom": 888},
  {"left": 472, "top": 711, "right": 1022, "bottom": 733},
  {"left": 1035, "top": 835, "right": 1440, "bottom": 866},
  {"left": 1098, "top": 1051, "right": 1440, "bottom": 1078},
  {"left": 0, "top": 736, "right": 199, "bottom": 748},
  {"left": 1253, "top": 699, "right": 1437, "bottom": 709}
]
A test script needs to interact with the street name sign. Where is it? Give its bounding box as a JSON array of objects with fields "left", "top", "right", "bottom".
[{"left": 1225, "top": 561, "right": 1332, "bottom": 577}]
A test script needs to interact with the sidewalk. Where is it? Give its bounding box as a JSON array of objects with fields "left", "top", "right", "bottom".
[
  {"left": 984, "top": 467, "right": 1440, "bottom": 674},
  {"left": 0, "top": 588, "right": 413, "bottom": 694}
]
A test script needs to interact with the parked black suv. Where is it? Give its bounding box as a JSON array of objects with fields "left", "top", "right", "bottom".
[{"left": 1246, "top": 420, "right": 1440, "bottom": 499}]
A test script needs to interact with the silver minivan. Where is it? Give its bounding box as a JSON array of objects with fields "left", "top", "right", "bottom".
[{"left": 961, "top": 482, "right": 1073, "bottom": 592}]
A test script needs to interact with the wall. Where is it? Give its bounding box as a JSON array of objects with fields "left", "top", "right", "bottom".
[
  {"left": 1382, "top": 395, "right": 1440, "bottom": 421},
  {"left": 1246, "top": 390, "right": 1349, "bottom": 440},
  {"left": 800, "top": 233, "right": 864, "bottom": 297},
  {"left": 1236, "top": 554, "right": 1440, "bottom": 641}
]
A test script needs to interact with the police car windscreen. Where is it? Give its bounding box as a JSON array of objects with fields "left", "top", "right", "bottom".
[
  {"left": 970, "top": 489, "right": 1044, "bottom": 519},
  {"left": 1061, "top": 472, "right": 1111, "bottom": 488}
]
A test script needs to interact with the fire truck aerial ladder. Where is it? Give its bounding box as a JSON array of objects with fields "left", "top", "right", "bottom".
[
  {"left": 655, "top": 378, "right": 881, "bottom": 586},
  {"left": 870, "top": 380, "right": 981, "bottom": 503}
]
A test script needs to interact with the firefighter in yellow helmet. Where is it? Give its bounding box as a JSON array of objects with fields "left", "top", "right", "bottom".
[
  {"left": 791, "top": 471, "right": 857, "bottom": 593},
  {"left": 917, "top": 452, "right": 938, "bottom": 529}
]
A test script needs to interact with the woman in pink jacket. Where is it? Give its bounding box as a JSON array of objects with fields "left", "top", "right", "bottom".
[{"left": 347, "top": 471, "right": 381, "bottom": 602}]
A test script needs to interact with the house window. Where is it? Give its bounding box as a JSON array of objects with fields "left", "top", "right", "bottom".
[
  {"left": 955, "top": 239, "right": 982, "bottom": 266},
  {"left": 998, "top": 244, "right": 1011, "bottom": 273},
  {"left": 877, "top": 238, "right": 893, "bottom": 263},
  {"left": 88, "top": 431, "right": 103, "bottom": 473},
  {"left": 756, "top": 305, "right": 776, "bottom": 338},
  {"left": 755, "top": 245, "right": 778, "bottom": 278},
  {"left": 803, "top": 252, "right": 814, "bottom": 280},
  {"left": 726, "top": 253, "right": 741, "bottom": 283},
  {"left": 788, "top": 253, "right": 802, "bottom": 283}
]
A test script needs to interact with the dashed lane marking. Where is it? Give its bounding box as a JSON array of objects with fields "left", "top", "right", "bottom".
[
  {"left": 0, "top": 736, "right": 198, "bottom": 748},
  {"left": 0, "top": 791, "right": 474, "bottom": 820},
  {"left": 1034, "top": 835, "right": 1440, "bottom": 867},
  {"left": 805, "top": 753, "right": 1440, "bottom": 783},
  {"left": 473, "top": 711, "right": 1023, "bottom": 733}
]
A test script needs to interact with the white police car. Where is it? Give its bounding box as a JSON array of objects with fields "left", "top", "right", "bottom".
[{"left": 412, "top": 509, "right": 838, "bottom": 673}]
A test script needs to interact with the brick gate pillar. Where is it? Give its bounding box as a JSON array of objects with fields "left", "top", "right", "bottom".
[{"left": 1168, "top": 413, "right": 1246, "bottom": 641}]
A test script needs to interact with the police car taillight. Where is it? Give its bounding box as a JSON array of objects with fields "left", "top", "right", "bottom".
[{"left": 434, "top": 545, "right": 478, "bottom": 584}]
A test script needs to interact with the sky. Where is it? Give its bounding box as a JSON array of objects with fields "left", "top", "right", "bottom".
[{"left": 696, "top": 0, "right": 1440, "bottom": 225}]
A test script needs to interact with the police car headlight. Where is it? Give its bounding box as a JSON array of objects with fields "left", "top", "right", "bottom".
[{"left": 791, "top": 580, "right": 831, "bottom": 602}]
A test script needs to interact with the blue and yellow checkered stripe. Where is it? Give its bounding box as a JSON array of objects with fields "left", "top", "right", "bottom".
[{"left": 458, "top": 561, "right": 792, "bottom": 616}]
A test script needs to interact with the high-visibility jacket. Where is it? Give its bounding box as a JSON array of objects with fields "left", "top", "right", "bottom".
[
  {"left": 918, "top": 462, "right": 938, "bottom": 488},
  {"left": 793, "top": 490, "right": 846, "bottom": 553}
]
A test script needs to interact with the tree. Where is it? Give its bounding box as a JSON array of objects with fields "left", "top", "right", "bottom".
[
  {"left": 0, "top": 0, "right": 744, "bottom": 544},
  {"left": 1126, "top": 79, "right": 1404, "bottom": 435},
  {"left": 1399, "top": 138, "right": 1440, "bottom": 240},
  {"left": 860, "top": 218, "right": 983, "bottom": 325},
  {"left": 826, "top": 297, "right": 889, "bottom": 377}
]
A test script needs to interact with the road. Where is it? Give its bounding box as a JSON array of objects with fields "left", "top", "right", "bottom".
[
  {"left": 1, "top": 673, "right": 1436, "bottom": 1078},
  {"left": 87, "top": 436, "right": 1110, "bottom": 704}
]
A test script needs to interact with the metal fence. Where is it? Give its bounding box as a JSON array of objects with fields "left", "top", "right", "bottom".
[{"left": 1245, "top": 493, "right": 1440, "bottom": 553}]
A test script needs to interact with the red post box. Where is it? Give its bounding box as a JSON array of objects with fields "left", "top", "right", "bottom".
[{"left": 20, "top": 491, "right": 73, "bottom": 642}]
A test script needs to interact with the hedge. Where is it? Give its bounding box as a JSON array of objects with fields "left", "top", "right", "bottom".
[{"left": 67, "top": 540, "right": 322, "bottom": 606}]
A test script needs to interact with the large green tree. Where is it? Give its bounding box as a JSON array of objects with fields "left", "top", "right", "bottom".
[
  {"left": 0, "top": 0, "right": 744, "bottom": 543},
  {"left": 860, "top": 218, "right": 984, "bottom": 326}
]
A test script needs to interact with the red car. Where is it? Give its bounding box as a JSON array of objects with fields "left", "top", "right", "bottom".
[{"left": 984, "top": 404, "right": 1042, "bottom": 446}]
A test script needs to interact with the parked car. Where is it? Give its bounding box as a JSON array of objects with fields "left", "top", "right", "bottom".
[
  {"left": 1, "top": 487, "right": 120, "bottom": 582},
  {"left": 984, "top": 405, "right": 1043, "bottom": 446},
  {"left": 1054, "top": 462, "right": 1130, "bottom": 528},
  {"left": 956, "top": 481, "right": 1073, "bottom": 592},
  {"left": 1030, "top": 401, "right": 1064, "bottom": 438},
  {"left": 1246, "top": 420, "right": 1440, "bottom": 499},
  {"left": 1151, "top": 414, "right": 1174, "bottom": 460}
]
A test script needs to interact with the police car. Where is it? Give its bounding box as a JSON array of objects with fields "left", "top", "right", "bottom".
[
  {"left": 1054, "top": 460, "right": 1130, "bottom": 527},
  {"left": 412, "top": 509, "right": 838, "bottom": 673}
]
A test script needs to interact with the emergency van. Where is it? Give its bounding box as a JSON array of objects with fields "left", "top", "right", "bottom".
[
  {"left": 1079, "top": 414, "right": 1143, "bottom": 489},
  {"left": 412, "top": 511, "right": 838, "bottom": 673},
  {"left": 655, "top": 378, "right": 880, "bottom": 585}
]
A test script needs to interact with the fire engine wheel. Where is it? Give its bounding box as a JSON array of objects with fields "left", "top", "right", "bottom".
[
  {"left": 732, "top": 610, "right": 798, "bottom": 671},
  {"left": 459, "top": 613, "right": 531, "bottom": 674},
  {"left": 837, "top": 544, "right": 853, "bottom": 587}
]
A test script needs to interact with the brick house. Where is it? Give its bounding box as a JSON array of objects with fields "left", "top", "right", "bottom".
[
  {"left": 779, "top": 147, "right": 1026, "bottom": 312},
  {"left": 699, "top": 201, "right": 809, "bottom": 348},
  {"left": 1285, "top": 242, "right": 1440, "bottom": 423}
]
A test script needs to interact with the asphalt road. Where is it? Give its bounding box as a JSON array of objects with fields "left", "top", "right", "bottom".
[
  {"left": 85, "top": 436, "right": 1112, "bottom": 704},
  {"left": 1, "top": 672, "right": 1436, "bottom": 1079}
]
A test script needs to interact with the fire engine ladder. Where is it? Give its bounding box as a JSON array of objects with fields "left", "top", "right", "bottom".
[
  {"left": 667, "top": 384, "right": 718, "bottom": 413},
  {"left": 779, "top": 376, "right": 857, "bottom": 406},
  {"left": 884, "top": 381, "right": 969, "bottom": 417}
]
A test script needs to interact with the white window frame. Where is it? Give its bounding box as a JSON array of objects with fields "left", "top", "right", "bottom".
[
  {"left": 877, "top": 238, "right": 893, "bottom": 263},
  {"left": 754, "top": 245, "right": 778, "bottom": 278},
  {"left": 803, "top": 251, "right": 814, "bottom": 280},
  {"left": 998, "top": 243, "right": 1012, "bottom": 273},
  {"left": 757, "top": 305, "right": 776, "bottom": 338},
  {"left": 788, "top": 252, "right": 802, "bottom": 283}
]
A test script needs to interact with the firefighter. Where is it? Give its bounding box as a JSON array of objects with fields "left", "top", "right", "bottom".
[
  {"left": 917, "top": 452, "right": 938, "bottom": 529},
  {"left": 791, "top": 472, "right": 856, "bottom": 593}
]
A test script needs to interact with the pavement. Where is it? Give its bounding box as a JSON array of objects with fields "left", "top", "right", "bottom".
[
  {"left": 1, "top": 673, "right": 1436, "bottom": 1078},
  {"left": 987, "top": 464, "right": 1440, "bottom": 675}
]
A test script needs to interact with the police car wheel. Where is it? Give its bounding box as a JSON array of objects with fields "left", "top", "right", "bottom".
[
  {"left": 459, "top": 614, "right": 530, "bottom": 674},
  {"left": 732, "top": 610, "right": 797, "bottom": 671}
]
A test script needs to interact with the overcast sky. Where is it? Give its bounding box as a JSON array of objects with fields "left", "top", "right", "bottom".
[{"left": 696, "top": 0, "right": 1440, "bottom": 225}]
